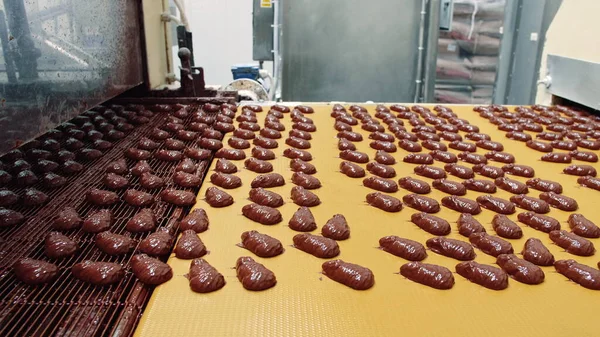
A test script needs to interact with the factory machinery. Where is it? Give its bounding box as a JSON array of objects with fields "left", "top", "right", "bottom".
[{"left": 2, "top": 1, "right": 600, "bottom": 337}]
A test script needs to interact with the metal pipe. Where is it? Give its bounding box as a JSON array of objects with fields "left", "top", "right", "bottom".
[
  {"left": 423, "top": 0, "right": 441, "bottom": 102},
  {"left": 271, "top": 0, "right": 280, "bottom": 101},
  {"left": 413, "top": 0, "right": 428, "bottom": 102},
  {"left": 0, "top": 11, "right": 17, "bottom": 83}
]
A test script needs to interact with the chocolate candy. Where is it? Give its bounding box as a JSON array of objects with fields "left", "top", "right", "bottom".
[
  {"left": 42, "top": 173, "right": 67, "bottom": 189},
  {"left": 568, "top": 214, "right": 600, "bottom": 238},
  {"left": 432, "top": 179, "right": 466, "bottom": 196},
  {"left": 236, "top": 256, "right": 277, "bottom": 291},
  {"left": 456, "top": 261, "right": 508, "bottom": 290},
  {"left": 363, "top": 176, "right": 398, "bottom": 193},
  {"left": 252, "top": 146, "right": 276, "bottom": 160},
  {"left": 205, "top": 187, "right": 234, "bottom": 208},
  {"left": 576, "top": 139, "right": 600, "bottom": 150},
  {"left": 403, "top": 153, "right": 433, "bottom": 165},
  {"left": 228, "top": 137, "right": 251, "bottom": 149},
  {"left": 554, "top": 259, "right": 600, "bottom": 290},
  {"left": 537, "top": 132, "right": 563, "bottom": 141},
  {"left": 233, "top": 128, "right": 255, "bottom": 139},
  {"left": 95, "top": 231, "right": 134, "bottom": 255},
  {"left": 469, "top": 232, "right": 513, "bottom": 257},
  {"left": 334, "top": 121, "right": 352, "bottom": 132},
  {"left": 444, "top": 164, "right": 474, "bottom": 179},
  {"left": 449, "top": 141, "right": 476, "bottom": 152},
  {"left": 496, "top": 254, "right": 544, "bottom": 285},
  {"left": 105, "top": 159, "right": 126, "bottom": 175},
  {"left": 16, "top": 170, "right": 38, "bottom": 186},
  {"left": 476, "top": 195, "right": 515, "bottom": 214},
  {"left": 0, "top": 190, "right": 18, "bottom": 206},
  {"left": 398, "top": 177, "right": 430, "bottom": 194},
  {"left": 139, "top": 228, "right": 173, "bottom": 256},
  {"left": 175, "top": 159, "right": 196, "bottom": 173},
  {"left": 322, "top": 260, "right": 374, "bottom": 290},
  {"left": 463, "top": 179, "right": 496, "bottom": 193},
  {"left": 140, "top": 172, "right": 165, "bottom": 189},
  {"left": 13, "top": 258, "right": 58, "bottom": 285},
  {"left": 22, "top": 188, "right": 48, "bottom": 206},
  {"left": 430, "top": 150, "right": 457, "bottom": 163},
  {"left": 379, "top": 236, "right": 426, "bottom": 260},
  {"left": 160, "top": 189, "right": 196, "bottom": 206},
  {"left": 127, "top": 208, "right": 157, "bottom": 233},
  {"left": 125, "top": 148, "right": 151, "bottom": 161},
  {"left": 199, "top": 138, "right": 224, "bottom": 151},
  {"left": 366, "top": 192, "right": 402, "bottom": 212},
  {"left": 340, "top": 150, "right": 369, "bottom": 163},
  {"left": 251, "top": 173, "right": 284, "bottom": 188},
  {"left": 216, "top": 159, "right": 237, "bottom": 173},
  {"left": 541, "top": 152, "right": 571, "bottom": 163},
  {"left": 291, "top": 186, "right": 320, "bottom": 207},
  {"left": 485, "top": 151, "right": 515, "bottom": 164},
  {"left": 184, "top": 148, "right": 211, "bottom": 160},
  {"left": 288, "top": 206, "right": 317, "bottom": 232},
  {"left": 551, "top": 140, "right": 577, "bottom": 151},
  {"left": 174, "top": 230, "right": 207, "bottom": 259},
  {"left": 506, "top": 131, "right": 531, "bottom": 142},
  {"left": 521, "top": 238, "right": 554, "bottom": 266},
  {"left": 337, "top": 131, "right": 362, "bottom": 142},
  {"left": 131, "top": 254, "right": 173, "bottom": 286},
  {"left": 526, "top": 140, "right": 553, "bottom": 152},
  {"left": 402, "top": 194, "right": 439, "bottom": 213},
  {"left": 495, "top": 177, "right": 528, "bottom": 194},
  {"left": 517, "top": 212, "right": 559, "bottom": 233},
  {"left": 577, "top": 176, "right": 600, "bottom": 191},
  {"left": 72, "top": 261, "right": 124, "bottom": 285},
  {"left": 411, "top": 213, "right": 450, "bottom": 235},
  {"left": 502, "top": 164, "right": 535, "bottom": 178},
  {"left": 215, "top": 148, "right": 246, "bottom": 160},
  {"left": 338, "top": 138, "right": 357, "bottom": 151},
  {"left": 293, "top": 233, "right": 340, "bottom": 258},
  {"left": 289, "top": 129, "right": 311, "bottom": 140},
  {"left": 370, "top": 140, "right": 397, "bottom": 153},
  {"left": 249, "top": 188, "right": 284, "bottom": 208},
  {"left": 540, "top": 192, "right": 578, "bottom": 211},
  {"left": 549, "top": 230, "right": 595, "bottom": 256},
  {"left": 458, "top": 152, "right": 487, "bottom": 165},
  {"left": 414, "top": 165, "right": 446, "bottom": 179},
  {"left": 52, "top": 207, "right": 81, "bottom": 230},
  {"left": 526, "top": 178, "right": 562, "bottom": 193},
  {"left": 476, "top": 140, "right": 504, "bottom": 151},
  {"left": 210, "top": 172, "right": 242, "bottom": 189},
  {"left": 564, "top": 164, "right": 597, "bottom": 176},
  {"left": 426, "top": 237, "right": 476, "bottom": 261},
  {"left": 400, "top": 262, "right": 454, "bottom": 290},
  {"left": 241, "top": 203, "right": 282, "bottom": 225},
  {"left": 165, "top": 138, "right": 187, "bottom": 151},
  {"left": 340, "top": 161, "right": 365, "bottom": 178},
  {"left": 283, "top": 148, "right": 312, "bottom": 161},
  {"left": 322, "top": 214, "right": 350, "bottom": 240},
  {"left": 260, "top": 127, "right": 282, "bottom": 139},
  {"left": 87, "top": 188, "right": 119, "bottom": 206},
  {"left": 103, "top": 173, "right": 128, "bottom": 189},
  {"left": 291, "top": 172, "right": 321, "bottom": 189},
  {"left": 241, "top": 230, "right": 283, "bottom": 257},
  {"left": 457, "top": 213, "right": 486, "bottom": 237},
  {"left": 365, "top": 162, "right": 395, "bottom": 179},
  {"left": 253, "top": 136, "right": 278, "bottom": 149},
  {"left": 441, "top": 196, "right": 481, "bottom": 215},
  {"left": 369, "top": 132, "right": 395, "bottom": 142},
  {"left": 437, "top": 133, "right": 460, "bottom": 143},
  {"left": 123, "top": 189, "right": 153, "bottom": 207},
  {"left": 570, "top": 150, "right": 598, "bottom": 162},
  {"left": 510, "top": 195, "right": 549, "bottom": 213},
  {"left": 375, "top": 150, "right": 395, "bottom": 165},
  {"left": 492, "top": 214, "right": 523, "bottom": 239},
  {"left": 398, "top": 139, "right": 422, "bottom": 152},
  {"left": 45, "top": 232, "right": 78, "bottom": 258}
]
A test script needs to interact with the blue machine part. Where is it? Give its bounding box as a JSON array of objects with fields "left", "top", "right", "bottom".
[{"left": 231, "top": 64, "right": 260, "bottom": 80}]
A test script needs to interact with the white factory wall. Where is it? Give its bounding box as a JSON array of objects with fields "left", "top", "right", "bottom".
[
  {"left": 180, "top": 0, "right": 272, "bottom": 87},
  {"left": 536, "top": 0, "right": 600, "bottom": 105}
]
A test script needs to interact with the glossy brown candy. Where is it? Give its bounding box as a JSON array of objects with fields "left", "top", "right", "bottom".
[
  {"left": 240, "top": 230, "right": 283, "bottom": 258},
  {"left": 250, "top": 173, "right": 284, "bottom": 188},
  {"left": 570, "top": 150, "right": 598, "bottom": 162},
  {"left": 495, "top": 177, "right": 528, "bottom": 194},
  {"left": 564, "top": 164, "right": 597, "bottom": 176},
  {"left": 321, "top": 214, "right": 350, "bottom": 240},
  {"left": 322, "top": 260, "right": 374, "bottom": 290},
  {"left": 549, "top": 230, "right": 595, "bottom": 256},
  {"left": 469, "top": 232, "right": 513, "bottom": 257},
  {"left": 370, "top": 132, "right": 395, "bottom": 142},
  {"left": 540, "top": 192, "right": 578, "bottom": 211},
  {"left": 364, "top": 162, "right": 395, "bottom": 179},
  {"left": 491, "top": 214, "right": 523, "bottom": 239},
  {"left": 123, "top": 189, "right": 153, "bottom": 207},
  {"left": 485, "top": 151, "right": 515, "bottom": 164},
  {"left": 283, "top": 148, "right": 312, "bottom": 161},
  {"left": 164, "top": 138, "right": 187, "bottom": 151},
  {"left": 411, "top": 213, "right": 451, "bottom": 236},
  {"left": 52, "top": 207, "right": 81, "bottom": 230},
  {"left": 577, "top": 176, "right": 600, "bottom": 191},
  {"left": 249, "top": 147, "right": 274, "bottom": 161},
  {"left": 16, "top": 170, "right": 38, "bottom": 186},
  {"left": 249, "top": 188, "right": 284, "bottom": 208},
  {"left": 260, "top": 127, "right": 282, "bottom": 139},
  {"left": 455, "top": 261, "right": 508, "bottom": 290},
  {"left": 444, "top": 164, "right": 474, "bottom": 179},
  {"left": 289, "top": 129, "right": 312, "bottom": 140},
  {"left": 236, "top": 256, "right": 277, "bottom": 291},
  {"left": 432, "top": 179, "right": 466, "bottom": 196},
  {"left": 160, "top": 189, "right": 196, "bottom": 206},
  {"left": 253, "top": 136, "right": 278, "bottom": 149},
  {"left": 370, "top": 140, "right": 397, "bottom": 153},
  {"left": 340, "top": 161, "right": 365, "bottom": 178},
  {"left": 414, "top": 165, "right": 446, "bottom": 179},
  {"left": 22, "top": 188, "right": 48, "bottom": 206},
  {"left": 516, "top": 212, "right": 559, "bottom": 234},
  {"left": 45, "top": 232, "right": 78, "bottom": 258},
  {"left": 537, "top": 132, "right": 563, "bottom": 141},
  {"left": 154, "top": 149, "right": 183, "bottom": 162},
  {"left": 526, "top": 178, "right": 562, "bottom": 193},
  {"left": 334, "top": 121, "right": 352, "bottom": 132},
  {"left": 374, "top": 150, "right": 395, "bottom": 165},
  {"left": 458, "top": 152, "right": 488, "bottom": 165},
  {"left": 207, "top": 172, "right": 240, "bottom": 190},
  {"left": 103, "top": 173, "right": 128, "bottom": 190},
  {"left": 215, "top": 148, "right": 246, "bottom": 160},
  {"left": 228, "top": 137, "right": 250, "bottom": 149},
  {"left": 541, "top": 152, "right": 571, "bottom": 163},
  {"left": 215, "top": 158, "right": 237, "bottom": 174},
  {"left": 554, "top": 259, "right": 600, "bottom": 290},
  {"left": 437, "top": 133, "right": 460, "bottom": 143},
  {"left": 476, "top": 195, "right": 515, "bottom": 214},
  {"left": 125, "top": 148, "right": 151, "bottom": 160},
  {"left": 463, "top": 179, "right": 496, "bottom": 193},
  {"left": 403, "top": 153, "right": 433, "bottom": 165},
  {"left": 233, "top": 128, "right": 255, "bottom": 139},
  {"left": 0, "top": 190, "right": 18, "bottom": 207},
  {"left": 502, "top": 164, "right": 535, "bottom": 178},
  {"left": 86, "top": 188, "right": 119, "bottom": 206},
  {"left": 174, "top": 159, "right": 196, "bottom": 174},
  {"left": 136, "top": 172, "right": 163, "bottom": 189},
  {"left": 509, "top": 194, "right": 549, "bottom": 212},
  {"left": 184, "top": 148, "right": 211, "bottom": 161},
  {"left": 397, "top": 177, "right": 430, "bottom": 194},
  {"left": 13, "top": 258, "right": 58, "bottom": 285},
  {"left": 426, "top": 237, "right": 476, "bottom": 261},
  {"left": 204, "top": 186, "right": 233, "bottom": 208},
  {"left": 366, "top": 192, "right": 402, "bottom": 212},
  {"left": 290, "top": 158, "right": 316, "bottom": 175},
  {"left": 42, "top": 173, "right": 66, "bottom": 189},
  {"left": 290, "top": 172, "right": 320, "bottom": 190},
  {"left": 242, "top": 203, "right": 282, "bottom": 225},
  {"left": 400, "top": 262, "right": 454, "bottom": 290},
  {"left": 130, "top": 254, "right": 173, "bottom": 286},
  {"left": 526, "top": 140, "right": 553, "bottom": 152},
  {"left": 175, "top": 229, "right": 207, "bottom": 259},
  {"left": 285, "top": 137, "right": 310, "bottom": 150},
  {"left": 441, "top": 196, "right": 481, "bottom": 215},
  {"left": 476, "top": 140, "right": 504, "bottom": 151},
  {"left": 82, "top": 209, "right": 113, "bottom": 233},
  {"left": 290, "top": 186, "right": 320, "bottom": 207},
  {"left": 568, "top": 214, "right": 600, "bottom": 238},
  {"left": 429, "top": 150, "right": 457, "bottom": 163},
  {"left": 71, "top": 261, "right": 124, "bottom": 285},
  {"left": 398, "top": 139, "right": 422, "bottom": 152},
  {"left": 457, "top": 214, "right": 486, "bottom": 237},
  {"left": 576, "top": 139, "right": 600, "bottom": 150},
  {"left": 379, "top": 236, "right": 426, "bottom": 261},
  {"left": 293, "top": 233, "right": 340, "bottom": 258},
  {"left": 139, "top": 228, "right": 173, "bottom": 256},
  {"left": 338, "top": 138, "right": 356, "bottom": 151},
  {"left": 401, "top": 194, "right": 439, "bottom": 213},
  {"left": 521, "top": 238, "right": 554, "bottom": 266},
  {"left": 551, "top": 140, "right": 577, "bottom": 151},
  {"left": 363, "top": 176, "right": 398, "bottom": 193},
  {"left": 35, "top": 160, "right": 59, "bottom": 173},
  {"left": 242, "top": 158, "right": 272, "bottom": 174},
  {"left": 449, "top": 141, "right": 476, "bottom": 152},
  {"left": 125, "top": 208, "right": 157, "bottom": 233},
  {"left": 95, "top": 231, "right": 134, "bottom": 255},
  {"left": 506, "top": 131, "right": 532, "bottom": 142},
  {"left": 339, "top": 150, "right": 369, "bottom": 164}
]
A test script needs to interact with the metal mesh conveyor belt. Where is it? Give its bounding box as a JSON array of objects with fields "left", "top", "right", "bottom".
[
  {"left": 135, "top": 104, "right": 600, "bottom": 337},
  {"left": 0, "top": 103, "right": 221, "bottom": 337}
]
